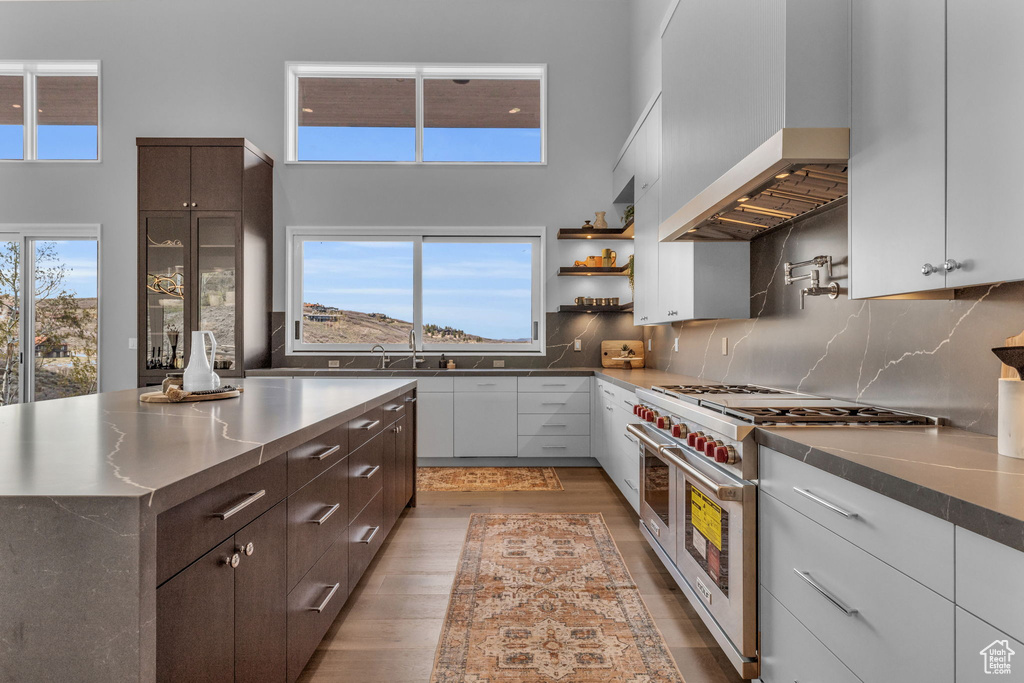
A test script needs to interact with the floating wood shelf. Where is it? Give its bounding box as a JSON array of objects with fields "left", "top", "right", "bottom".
[
  {"left": 558, "top": 302, "right": 634, "bottom": 313},
  {"left": 557, "top": 222, "right": 634, "bottom": 240},
  {"left": 557, "top": 265, "right": 629, "bottom": 276}
]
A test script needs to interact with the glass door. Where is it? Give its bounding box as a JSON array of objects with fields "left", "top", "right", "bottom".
[
  {"left": 195, "top": 213, "right": 239, "bottom": 373},
  {"left": 143, "top": 214, "right": 189, "bottom": 375},
  {"left": 0, "top": 227, "right": 99, "bottom": 405}
]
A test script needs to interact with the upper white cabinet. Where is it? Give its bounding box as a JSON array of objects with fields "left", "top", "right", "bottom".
[
  {"left": 946, "top": 0, "right": 1024, "bottom": 288},
  {"left": 849, "top": 0, "right": 947, "bottom": 298},
  {"left": 851, "top": 0, "right": 1024, "bottom": 297},
  {"left": 633, "top": 173, "right": 661, "bottom": 325}
]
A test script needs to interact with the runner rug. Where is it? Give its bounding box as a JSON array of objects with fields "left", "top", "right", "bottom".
[
  {"left": 417, "top": 467, "right": 564, "bottom": 492},
  {"left": 430, "top": 513, "right": 683, "bottom": 682}
]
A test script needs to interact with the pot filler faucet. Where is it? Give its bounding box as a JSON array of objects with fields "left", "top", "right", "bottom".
[
  {"left": 370, "top": 344, "right": 388, "bottom": 370},
  {"left": 784, "top": 255, "right": 840, "bottom": 309}
]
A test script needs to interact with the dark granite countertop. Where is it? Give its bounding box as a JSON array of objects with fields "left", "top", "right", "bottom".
[{"left": 0, "top": 377, "right": 414, "bottom": 512}]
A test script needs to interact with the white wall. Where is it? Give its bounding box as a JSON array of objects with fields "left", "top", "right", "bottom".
[
  {"left": 0, "top": 0, "right": 630, "bottom": 391},
  {"left": 628, "top": 0, "right": 674, "bottom": 126}
]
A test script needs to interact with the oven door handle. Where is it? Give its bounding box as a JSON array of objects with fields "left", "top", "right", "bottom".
[
  {"left": 658, "top": 445, "right": 747, "bottom": 502},
  {"left": 626, "top": 423, "right": 664, "bottom": 452}
]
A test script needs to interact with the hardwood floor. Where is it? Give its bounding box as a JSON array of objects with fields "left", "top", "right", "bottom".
[{"left": 298, "top": 467, "right": 744, "bottom": 683}]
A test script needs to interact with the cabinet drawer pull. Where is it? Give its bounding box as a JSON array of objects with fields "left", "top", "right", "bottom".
[
  {"left": 359, "top": 465, "right": 381, "bottom": 479},
  {"left": 214, "top": 490, "right": 266, "bottom": 520},
  {"left": 476, "top": 382, "right": 497, "bottom": 386},
  {"left": 312, "top": 503, "right": 340, "bottom": 525},
  {"left": 793, "top": 487, "right": 857, "bottom": 518},
  {"left": 312, "top": 445, "right": 341, "bottom": 461},
  {"left": 793, "top": 569, "right": 858, "bottom": 616},
  {"left": 625, "top": 478, "right": 638, "bottom": 491},
  {"left": 543, "top": 423, "right": 567, "bottom": 427},
  {"left": 359, "top": 526, "right": 380, "bottom": 544},
  {"left": 543, "top": 383, "right": 567, "bottom": 387},
  {"left": 605, "top": 405, "right": 613, "bottom": 412},
  {"left": 224, "top": 553, "right": 240, "bottom": 568},
  {"left": 542, "top": 445, "right": 567, "bottom": 449},
  {"left": 360, "top": 419, "right": 381, "bottom": 431},
  {"left": 311, "top": 582, "right": 341, "bottom": 613},
  {"left": 542, "top": 402, "right": 567, "bottom": 406},
  {"left": 603, "top": 389, "right": 614, "bottom": 396},
  {"left": 624, "top": 400, "right": 636, "bottom": 408},
  {"left": 625, "top": 435, "right": 638, "bottom": 445},
  {"left": 384, "top": 404, "right": 404, "bottom": 412},
  {"left": 404, "top": 396, "right": 417, "bottom": 403}
]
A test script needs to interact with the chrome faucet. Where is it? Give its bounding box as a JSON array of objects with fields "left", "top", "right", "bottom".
[
  {"left": 370, "top": 344, "right": 388, "bottom": 370},
  {"left": 408, "top": 330, "right": 425, "bottom": 368},
  {"left": 784, "top": 255, "right": 839, "bottom": 309}
]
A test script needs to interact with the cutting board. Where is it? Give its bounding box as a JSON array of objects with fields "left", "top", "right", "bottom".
[
  {"left": 1002, "top": 330, "right": 1024, "bottom": 379},
  {"left": 601, "top": 340, "right": 645, "bottom": 368},
  {"left": 140, "top": 387, "right": 243, "bottom": 403}
]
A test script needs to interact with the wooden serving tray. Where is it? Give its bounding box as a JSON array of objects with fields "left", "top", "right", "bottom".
[{"left": 140, "top": 387, "right": 243, "bottom": 403}]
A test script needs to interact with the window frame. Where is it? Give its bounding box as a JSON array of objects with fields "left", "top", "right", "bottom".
[
  {"left": 0, "top": 61, "right": 102, "bottom": 163},
  {"left": 284, "top": 62, "right": 547, "bottom": 165},
  {"left": 0, "top": 223, "right": 102, "bottom": 402},
  {"left": 286, "top": 226, "right": 545, "bottom": 355}
]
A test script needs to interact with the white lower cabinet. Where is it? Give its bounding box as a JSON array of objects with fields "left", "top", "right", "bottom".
[
  {"left": 956, "top": 607, "right": 1023, "bottom": 682},
  {"left": 453, "top": 391, "right": 518, "bottom": 457},
  {"left": 592, "top": 379, "right": 640, "bottom": 512},
  {"left": 759, "top": 586, "right": 860, "bottom": 683},
  {"left": 955, "top": 526, "right": 1024, "bottom": 645},
  {"left": 417, "top": 391, "right": 454, "bottom": 458},
  {"left": 517, "top": 435, "right": 591, "bottom": 459},
  {"left": 759, "top": 490, "right": 954, "bottom": 682}
]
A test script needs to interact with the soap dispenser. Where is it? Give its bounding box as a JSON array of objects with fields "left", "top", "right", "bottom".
[{"left": 438, "top": 353, "right": 447, "bottom": 369}]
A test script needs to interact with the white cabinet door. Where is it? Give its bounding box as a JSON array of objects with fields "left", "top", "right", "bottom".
[
  {"left": 417, "top": 391, "right": 454, "bottom": 458},
  {"left": 632, "top": 181, "right": 659, "bottom": 325},
  {"left": 612, "top": 137, "right": 636, "bottom": 203},
  {"left": 634, "top": 114, "right": 651, "bottom": 200},
  {"left": 956, "top": 607, "right": 1022, "bottom": 682},
  {"left": 946, "top": 0, "right": 1024, "bottom": 289},
  {"left": 454, "top": 392, "right": 518, "bottom": 457},
  {"left": 644, "top": 97, "right": 661, "bottom": 189},
  {"left": 849, "top": 0, "right": 947, "bottom": 298}
]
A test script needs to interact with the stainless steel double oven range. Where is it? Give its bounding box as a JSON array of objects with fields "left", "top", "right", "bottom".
[{"left": 626, "top": 384, "right": 935, "bottom": 679}]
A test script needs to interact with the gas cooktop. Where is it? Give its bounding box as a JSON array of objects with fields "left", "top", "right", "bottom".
[
  {"left": 721, "top": 403, "right": 936, "bottom": 425},
  {"left": 653, "top": 383, "right": 791, "bottom": 397}
]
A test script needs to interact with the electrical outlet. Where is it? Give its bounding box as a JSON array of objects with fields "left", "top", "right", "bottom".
[
  {"left": 673, "top": 338, "right": 679, "bottom": 352},
  {"left": 493, "top": 360, "right": 505, "bottom": 368},
  {"left": 722, "top": 337, "right": 729, "bottom": 356},
  {"left": 327, "top": 360, "right": 340, "bottom": 368},
  {"left": 128, "top": 337, "right": 137, "bottom": 350},
  {"left": 574, "top": 338, "right": 582, "bottom": 351}
]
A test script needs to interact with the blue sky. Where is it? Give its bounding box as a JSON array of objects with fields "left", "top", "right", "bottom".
[
  {"left": 0, "top": 125, "right": 98, "bottom": 160},
  {"left": 298, "top": 126, "right": 541, "bottom": 163},
  {"left": 302, "top": 241, "right": 533, "bottom": 340},
  {"left": 37, "top": 240, "right": 98, "bottom": 298}
]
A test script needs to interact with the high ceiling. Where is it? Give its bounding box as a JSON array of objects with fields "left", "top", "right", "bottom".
[{"left": 298, "top": 77, "right": 541, "bottom": 129}]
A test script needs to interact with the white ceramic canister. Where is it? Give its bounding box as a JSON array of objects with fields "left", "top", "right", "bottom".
[{"left": 997, "top": 378, "right": 1024, "bottom": 458}]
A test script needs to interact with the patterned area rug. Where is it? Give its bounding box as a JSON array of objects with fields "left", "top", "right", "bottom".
[
  {"left": 417, "top": 467, "right": 564, "bottom": 492},
  {"left": 431, "top": 513, "right": 683, "bottom": 682}
]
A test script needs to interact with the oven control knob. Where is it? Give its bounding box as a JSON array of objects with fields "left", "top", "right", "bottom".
[
  {"left": 715, "top": 445, "right": 739, "bottom": 464},
  {"left": 686, "top": 432, "right": 700, "bottom": 447},
  {"left": 657, "top": 416, "right": 672, "bottom": 429},
  {"left": 645, "top": 410, "right": 657, "bottom": 423},
  {"left": 633, "top": 404, "right": 641, "bottom": 416},
  {"left": 671, "top": 423, "right": 688, "bottom": 438},
  {"left": 704, "top": 440, "right": 720, "bottom": 457},
  {"left": 694, "top": 435, "right": 708, "bottom": 451}
]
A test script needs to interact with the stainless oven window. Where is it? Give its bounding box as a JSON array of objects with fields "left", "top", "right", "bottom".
[
  {"left": 643, "top": 451, "right": 671, "bottom": 526},
  {"left": 683, "top": 480, "right": 730, "bottom": 595}
]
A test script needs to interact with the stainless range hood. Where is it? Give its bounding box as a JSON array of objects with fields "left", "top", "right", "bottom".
[{"left": 659, "top": 128, "right": 850, "bottom": 242}]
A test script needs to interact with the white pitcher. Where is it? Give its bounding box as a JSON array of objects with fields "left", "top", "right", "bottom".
[{"left": 183, "top": 331, "right": 221, "bottom": 392}]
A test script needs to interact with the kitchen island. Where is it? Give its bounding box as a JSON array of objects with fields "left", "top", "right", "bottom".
[{"left": 0, "top": 377, "right": 416, "bottom": 683}]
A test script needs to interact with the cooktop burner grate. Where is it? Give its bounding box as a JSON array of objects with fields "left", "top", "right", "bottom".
[
  {"left": 726, "top": 405, "right": 934, "bottom": 425},
  {"left": 654, "top": 384, "right": 790, "bottom": 396}
]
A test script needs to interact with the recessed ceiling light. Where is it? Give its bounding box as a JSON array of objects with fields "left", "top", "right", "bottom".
[
  {"left": 301, "top": 107, "right": 313, "bottom": 113},
  {"left": 11, "top": 104, "right": 20, "bottom": 109},
  {"left": 509, "top": 107, "right": 521, "bottom": 114},
  {"left": 775, "top": 172, "right": 790, "bottom": 179}
]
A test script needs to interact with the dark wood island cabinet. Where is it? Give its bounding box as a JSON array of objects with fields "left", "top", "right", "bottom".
[{"left": 154, "top": 388, "right": 417, "bottom": 683}]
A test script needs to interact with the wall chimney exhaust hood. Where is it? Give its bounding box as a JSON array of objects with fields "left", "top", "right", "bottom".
[{"left": 659, "top": 128, "right": 849, "bottom": 242}]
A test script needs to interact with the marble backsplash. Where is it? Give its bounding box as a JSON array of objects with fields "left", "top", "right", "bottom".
[
  {"left": 269, "top": 311, "right": 641, "bottom": 370},
  {"left": 643, "top": 204, "right": 1021, "bottom": 435}
]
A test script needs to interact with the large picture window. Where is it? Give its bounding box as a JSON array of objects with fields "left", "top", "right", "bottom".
[
  {"left": 288, "top": 228, "right": 544, "bottom": 354},
  {"left": 0, "top": 61, "right": 100, "bottom": 161},
  {"left": 286, "top": 64, "right": 545, "bottom": 164}
]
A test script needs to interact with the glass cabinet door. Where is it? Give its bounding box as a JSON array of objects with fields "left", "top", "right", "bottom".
[
  {"left": 144, "top": 214, "right": 189, "bottom": 372},
  {"left": 195, "top": 214, "right": 239, "bottom": 372}
]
